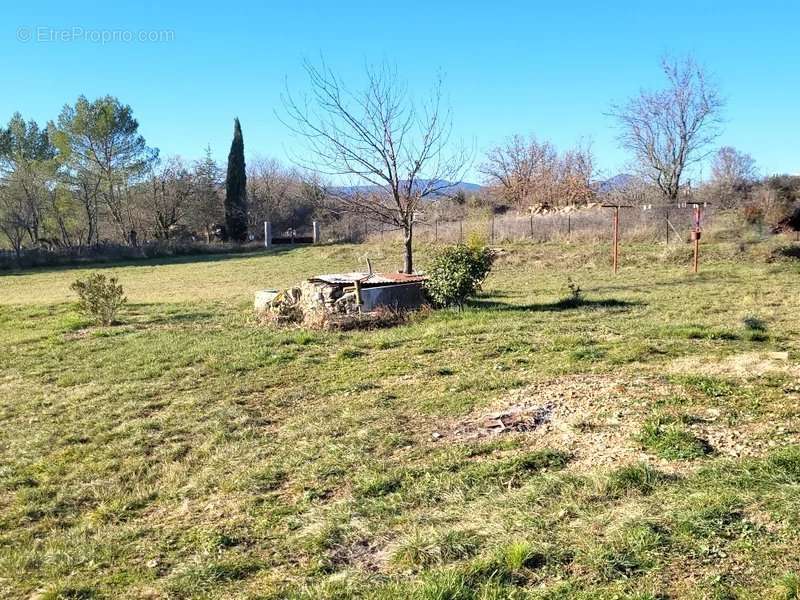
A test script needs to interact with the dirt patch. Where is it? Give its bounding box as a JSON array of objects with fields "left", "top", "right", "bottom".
[
  {"left": 327, "top": 537, "right": 388, "bottom": 572},
  {"left": 669, "top": 352, "right": 800, "bottom": 379},
  {"left": 443, "top": 374, "right": 799, "bottom": 472},
  {"left": 446, "top": 375, "right": 664, "bottom": 471}
]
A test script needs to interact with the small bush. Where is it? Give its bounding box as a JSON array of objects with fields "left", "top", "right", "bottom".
[
  {"left": 70, "top": 273, "right": 127, "bottom": 326},
  {"left": 564, "top": 277, "right": 583, "bottom": 306},
  {"left": 424, "top": 242, "right": 494, "bottom": 310}
]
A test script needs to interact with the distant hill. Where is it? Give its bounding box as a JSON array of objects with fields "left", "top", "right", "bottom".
[
  {"left": 332, "top": 179, "right": 482, "bottom": 197},
  {"left": 597, "top": 173, "right": 639, "bottom": 195}
]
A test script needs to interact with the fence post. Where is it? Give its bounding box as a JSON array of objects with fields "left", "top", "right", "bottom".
[
  {"left": 529, "top": 214, "right": 534, "bottom": 238},
  {"left": 435, "top": 219, "right": 438, "bottom": 242},
  {"left": 312, "top": 221, "right": 320, "bottom": 244},
  {"left": 459, "top": 220, "right": 463, "bottom": 243},
  {"left": 264, "top": 221, "right": 272, "bottom": 249},
  {"left": 567, "top": 214, "right": 571, "bottom": 240},
  {"left": 491, "top": 215, "right": 495, "bottom": 243}
]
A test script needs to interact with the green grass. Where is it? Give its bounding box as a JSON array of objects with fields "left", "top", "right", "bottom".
[
  {"left": 637, "top": 414, "right": 712, "bottom": 460},
  {"left": 1, "top": 239, "right": 800, "bottom": 598}
]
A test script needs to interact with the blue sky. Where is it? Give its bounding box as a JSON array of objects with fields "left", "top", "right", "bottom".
[{"left": 2, "top": 0, "right": 798, "bottom": 182}]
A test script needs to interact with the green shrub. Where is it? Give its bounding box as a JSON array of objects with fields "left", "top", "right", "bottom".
[
  {"left": 70, "top": 273, "right": 127, "bottom": 326},
  {"left": 424, "top": 243, "right": 494, "bottom": 309}
]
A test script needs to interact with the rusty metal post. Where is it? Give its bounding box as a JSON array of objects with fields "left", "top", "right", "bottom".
[
  {"left": 567, "top": 213, "right": 571, "bottom": 240},
  {"left": 665, "top": 208, "right": 670, "bottom": 244},
  {"left": 529, "top": 214, "right": 534, "bottom": 237},
  {"left": 491, "top": 215, "right": 495, "bottom": 243},
  {"left": 434, "top": 219, "right": 438, "bottom": 242},
  {"left": 459, "top": 220, "right": 463, "bottom": 243},
  {"left": 615, "top": 208, "right": 621, "bottom": 271},
  {"left": 692, "top": 204, "right": 700, "bottom": 273}
]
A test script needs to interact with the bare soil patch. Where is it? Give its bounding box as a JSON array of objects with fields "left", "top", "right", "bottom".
[{"left": 444, "top": 374, "right": 798, "bottom": 471}]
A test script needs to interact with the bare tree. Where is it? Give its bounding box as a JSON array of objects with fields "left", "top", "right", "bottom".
[
  {"left": 143, "top": 157, "right": 193, "bottom": 239},
  {"left": 481, "top": 135, "right": 595, "bottom": 208},
  {"left": 708, "top": 146, "right": 757, "bottom": 209},
  {"left": 556, "top": 140, "right": 596, "bottom": 205},
  {"left": 247, "top": 157, "right": 296, "bottom": 234},
  {"left": 609, "top": 56, "right": 724, "bottom": 202},
  {"left": 281, "top": 60, "right": 467, "bottom": 273},
  {"left": 480, "top": 135, "right": 557, "bottom": 208}
]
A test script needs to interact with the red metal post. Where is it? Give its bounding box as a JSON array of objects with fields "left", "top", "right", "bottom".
[
  {"left": 692, "top": 204, "right": 700, "bottom": 273},
  {"left": 615, "top": 207, "right": 620, "bottom": 273}
]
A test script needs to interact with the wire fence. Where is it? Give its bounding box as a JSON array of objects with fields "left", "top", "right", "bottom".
[{"left": 332, "top": 205, "right": 720, "bottom": 245}]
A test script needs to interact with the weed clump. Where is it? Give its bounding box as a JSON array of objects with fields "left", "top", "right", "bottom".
[
  {"left": 604, "top": 462, "right": 672, "bottom": 497},
  {"left": 563, "top": 277, "right": 584, "bottom": 306},
  {"left": 591, "top": 522, "right": 667, "bottom": 580},
  {"left": 637, "top": 414, "right": 711, "bottom": 460},
  {"left": 391, "top": 529, "right": 483, "bottom": 570},
  {"left": 742, "top": 314, "right": 769, "bottom": 341}
]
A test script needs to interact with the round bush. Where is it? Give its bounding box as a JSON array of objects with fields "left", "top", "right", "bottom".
[{"left": 424, "top": 243, "right": 494, "bottom": 309}]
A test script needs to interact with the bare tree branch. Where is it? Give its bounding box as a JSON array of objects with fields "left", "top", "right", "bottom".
[
  {"left": 608, "top": 55, "right": 724, "bottom": 201},
  {"left": 280, "top": 59, "right": 468, "bottom": 273}
]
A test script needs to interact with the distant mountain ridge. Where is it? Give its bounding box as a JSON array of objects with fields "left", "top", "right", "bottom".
[
  {"left": 331, "top": 174, "right": 639, "bottom": 198},
  {"left": 597, "top": 173, "right": 639, "bottom": 194},
  {"left": 331, "top": 179, "right": 482, "bottom": 196}
]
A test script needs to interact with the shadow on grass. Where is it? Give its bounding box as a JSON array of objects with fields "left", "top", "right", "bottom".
[
  {"left": 125, "top": 304, "right": 218, "bottom": 325},
  {"left": 775, "top": 244, "right": 800, "bottom": 260},
  {"left": 0, "top": 245, "right": 307, "bottom": 277},
  {"left": 468, "top": 297, "right": 641, "bottom": 312}
]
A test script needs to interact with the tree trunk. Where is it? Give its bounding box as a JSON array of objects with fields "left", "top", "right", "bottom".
[{"left": 403, "top": 224, "right": 413, "bottom": 274}]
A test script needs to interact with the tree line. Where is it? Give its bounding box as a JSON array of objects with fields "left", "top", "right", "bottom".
[
  {"left": 2, "top": 55, "right": 799, "bottom": 271},
  {"left": 0, "top": 97, "right": 328, "bottom": 259}
]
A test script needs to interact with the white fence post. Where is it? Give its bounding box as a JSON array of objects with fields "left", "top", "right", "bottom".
[{"left": 264, "top": 222, "right": 272, "bottom": 249}]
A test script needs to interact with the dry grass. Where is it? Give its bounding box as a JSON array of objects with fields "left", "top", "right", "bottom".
[{"left": 1, "top": 239, "right": 800, "bottom": 598}]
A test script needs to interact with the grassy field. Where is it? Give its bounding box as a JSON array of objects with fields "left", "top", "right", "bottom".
[{"left": 2, "top": 238, "right": 800, "bottom": 599}]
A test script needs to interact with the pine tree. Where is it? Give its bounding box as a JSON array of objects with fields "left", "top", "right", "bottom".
[{"left": 224, "top": 118, "right": 248, "bottom": 242}]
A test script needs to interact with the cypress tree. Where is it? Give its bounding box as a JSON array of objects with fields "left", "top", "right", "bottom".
[{"left": 224, "top": 117, "right": 248, "bottom": 242}]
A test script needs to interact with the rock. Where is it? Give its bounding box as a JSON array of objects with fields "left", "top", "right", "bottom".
[{"left": 254, "top": 289, "right": 279, "bottom": 312}]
